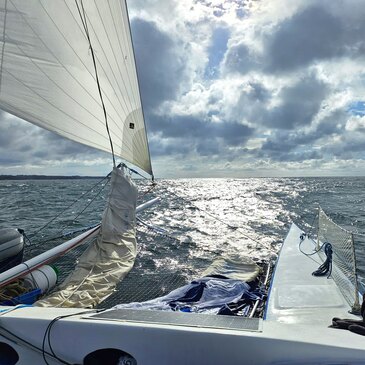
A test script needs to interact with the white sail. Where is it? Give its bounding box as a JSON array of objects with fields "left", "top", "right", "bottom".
[
  {"left": 36, "top": 167, "right": 138, "bottom": 308},
  {"left": 0, "top": 0, "right": 152, "bottom": 175}
]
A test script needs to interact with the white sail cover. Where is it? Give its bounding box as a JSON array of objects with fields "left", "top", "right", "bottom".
[
  {"left": 36, "top": 167, "right": 138, "bottom": 308},
  {"left": 0, "top": 0, "right": 152, "bottom": 175}
]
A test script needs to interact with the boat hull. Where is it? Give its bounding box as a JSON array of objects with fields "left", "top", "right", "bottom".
[{"left": 1, "top": 305, "right": 365, "bottom": 364}]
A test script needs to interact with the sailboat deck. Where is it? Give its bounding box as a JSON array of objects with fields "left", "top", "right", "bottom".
[
  {"left": 91, "top": 308, "right": 262, "bottom": 332},
  {"left": 265, "top": 223, "right": 360, "bottom": 325}
]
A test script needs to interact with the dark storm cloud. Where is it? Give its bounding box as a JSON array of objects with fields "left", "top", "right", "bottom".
[
  {"left": 246, "top": 82, "right": 270, "bottom": 103},
  {"left": 321, "top": 134, "right": 365, "bottom": 159},
  {"left": 148, "top": 113, "right": 254, "bottom": 157},
  {"left": 148, "top": 138, "right": 191, "bottom": 157},
  {"left": 131, "top": 18, "right": 188, "bottom": 113},
  {"left": 259, "top": 109, "right": 348, "bottom": 161},
  {"left": 0, "top": 117, "right": 107, "bottom": 168},
  {"left": 264, "top": 3, "right": 365, "bottom": 73},
  {"left": 150, "top": 114, "right": 253, "bottom": 141},
  {"left": 223, "top": 43, "right": 255, "bottom": 74},
  {"left": 260, "top": 74, "right": 328, "bottom": 129},
  {"left": 265, "top": 6, "right": 343, "bottom": 73}
]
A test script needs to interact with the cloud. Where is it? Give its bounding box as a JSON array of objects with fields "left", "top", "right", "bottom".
[
  {"left": 2, "top": 0, "right": 365, "bottom": 177},
  {"left": 148, "top": 113, "right": 253, "bottom": 158},
  {"left": 131, "top": 18, "right": 189, "bottom": 113},
  {"left": 205, "top": 27, "right": 230, "bottom": 78},
  {"left": 223, "top": 42, "right": 256, "bottom": 75},
  {"left": 260, "top": 73, "right": 329, "bottom": 129},
  {"left": 0, "top": 114, "right": 110, "bottom": 174},
  {"left": 264, "top": 5, "right": 344, "bottom": 73}
]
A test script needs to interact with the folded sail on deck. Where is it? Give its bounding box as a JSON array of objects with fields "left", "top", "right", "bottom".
[{"left": 0, "top": 0, "right": 152, "bottom": 175}]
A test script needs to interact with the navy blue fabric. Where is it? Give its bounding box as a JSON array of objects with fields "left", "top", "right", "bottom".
[{"left": 114, "top": 276, "right": 266, "bottom": 316}]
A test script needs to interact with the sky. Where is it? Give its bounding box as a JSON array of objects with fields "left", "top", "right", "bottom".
[{"left": 1, "top": 0, "right": 365, "bottom": 178}]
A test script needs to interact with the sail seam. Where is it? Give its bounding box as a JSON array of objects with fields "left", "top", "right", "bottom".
[
  {"left": 77, "top": 0, "right": 119, "bottom": 166},
  {"left": 93, "top": 0, "right": 140, "bottom": 136},
  {"left": 0, "top": 0, "right": 7, "bottom": 94},
  {"left": 12, "top": 0, "right": 129, "bottom": 141},
  {"left": 7, "top": 0, "right": 129, "bottom": 148},
  {"left": 75, "top": 1, "right": 139, "bottom": 144}
]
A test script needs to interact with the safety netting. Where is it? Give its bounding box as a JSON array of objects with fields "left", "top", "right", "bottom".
[{"left": 318, "top": 207, "right": 361, "bottom": 313}]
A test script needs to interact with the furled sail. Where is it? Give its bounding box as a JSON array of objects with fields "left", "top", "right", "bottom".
[
  {"left": 36, "top": 166, "right": 138, "bottom": 308},
  {"left": 0, "top": 0, "right": 152, "bottom": 175}
]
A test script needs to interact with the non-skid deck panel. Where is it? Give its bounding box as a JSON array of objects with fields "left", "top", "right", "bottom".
[
  {"left": 89, "top": 309, "right": 262, "bottom": 332},
  {"left": 265, "top": 223, "right": 360, "bottom": 325}
]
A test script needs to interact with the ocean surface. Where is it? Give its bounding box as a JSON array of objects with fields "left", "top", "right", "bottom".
[{"left": 1, "top": 176, "right": 365, "bottom": 305}]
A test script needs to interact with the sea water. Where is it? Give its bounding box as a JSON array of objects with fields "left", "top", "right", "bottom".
[{"left": 1, "top": 176, "right": 365, "bottom": 305}]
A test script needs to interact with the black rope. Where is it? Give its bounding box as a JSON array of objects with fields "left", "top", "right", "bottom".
[
  {"left": 42, "top": 309, "right": 104, "bottom": 364},
  {"left": 312, "top": 242, "right": 333, "bottom": 278},
  {"left": 75, "top": 0, "right": 116, "bottom": 167},
  {"left": 0, "top": 321, "right": 71, "bottom": 365}
]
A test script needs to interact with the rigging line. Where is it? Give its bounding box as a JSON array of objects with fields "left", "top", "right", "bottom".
[
  {"left": 92, "top": 0, "right": 147, "bottom": 161},
  {"left": 2, "top": 69, "right": 115, "bottom": 147},
  {"left": 122, "top": 162, "right": 149, "bottom": 180},
  {"left": 94, "top": 0, "right": 140, "bottom": 131},
  {"left": 47, "top": 179, "right": 109, "bottom": 243},
  {"left": 29, "top": 171, "right": 111, "bottom": 240},
  {"left": 63, "top": 1, "right": 151, "bottom": 168},
  {"left": 28, "top": 224, "right": 100, "bottom": 250},
  {"left": 78, "top": 1, "right": 133, "bottom": 120},
  {"left": 0, "top": 0, "right": 8, "bottom": 94},
  {"left": 3, "top": 10, "right": 144, "bottom": 169},
  {"left": 42, "top": 310, "right": 102, "bottom": 364},
  {"left": 30, "top": 195, "right": 106, "bottom": 252},
  {"left": 11, "top": 0, "right": 126, "bottom": 145},
  {"left": 76, "top": 0, "right": 116, "bottom": 167},
  {"left": 71, "top": 0, "right": 138, "bottom": 137},
  {"left": 298, "top": 236, "right": 322, "bottom": 265},
  {"left": 11, "top": 1, "right": 121, "bottom": 140},
  {"left": 162, "top": 184, "right": 272, "bottom": 252},
  {"left": 0, "top": 326, "right": 72, "bottom": 365},
  {"left": 44, "top": 1, "right": 132, "bottom": 130}
]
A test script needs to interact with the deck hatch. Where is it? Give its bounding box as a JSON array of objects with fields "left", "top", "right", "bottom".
[{"left": 89, "top": 309, "right": 262, "bottom": 332}]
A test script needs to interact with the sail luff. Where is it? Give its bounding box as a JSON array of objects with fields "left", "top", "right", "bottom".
[
  {"left": 125, "top": 0, "right": 153, "bottom": 176},
  {"left": 0, "top": 0, "right": 152, "bottom": 175}
]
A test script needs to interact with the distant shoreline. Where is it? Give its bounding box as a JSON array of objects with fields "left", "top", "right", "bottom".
[{"left": 0, "top": 175, "right": 103, "bottom": 180}]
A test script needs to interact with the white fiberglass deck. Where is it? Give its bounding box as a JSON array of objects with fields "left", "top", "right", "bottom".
[
  {"left": 266, "top": 223, "right": 360, "bottom": 325},
  {"left": 2, "top": 223, "right": 365, "bottom": 364}
]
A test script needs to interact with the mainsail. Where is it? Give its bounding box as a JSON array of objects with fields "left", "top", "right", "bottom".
[{"left": 0, "top": 0, "right": 152, "bottom": 175}]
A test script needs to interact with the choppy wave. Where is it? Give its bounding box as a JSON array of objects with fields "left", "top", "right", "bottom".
[{"left": 1, "top": 176, "right": 365, "bottom": 304}]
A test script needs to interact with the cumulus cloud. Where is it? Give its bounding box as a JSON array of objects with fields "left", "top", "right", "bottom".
[
  {"left": 1, "top": 0, "right": 365, "bottom": 177},
  {"left": 0, "top": 114, "right": 110, "bottom": 175},
  {"left": 132, "top": 18, "right": 189, "bottom": 113},
  {"left": 259, "top": 74, "right": 329, "bottom": 129},
  {"left": 264, "top": 5, "right": 344, "bottom": 73}
]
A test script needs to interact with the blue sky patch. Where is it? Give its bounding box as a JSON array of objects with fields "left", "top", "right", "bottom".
[
  {"left": 204, "top": 27, "right": 230, "bottom": 79},
  {"left": 348, "top": 101, "right": 365, "bottom": 116}
]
